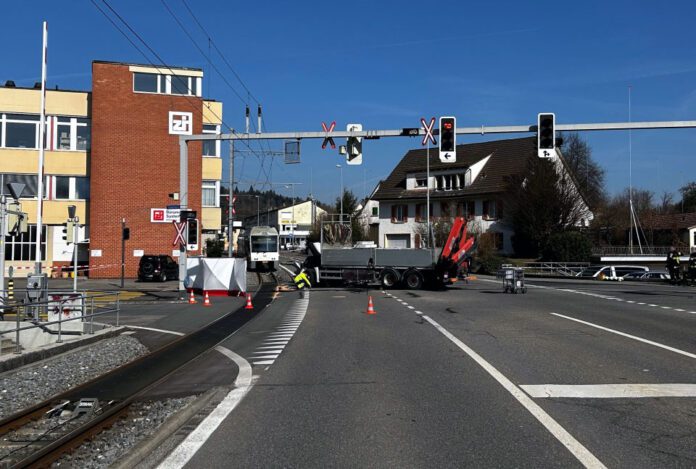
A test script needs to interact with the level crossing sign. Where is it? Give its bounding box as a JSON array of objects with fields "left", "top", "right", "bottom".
[
  {"left": 420, "top": 117, "right": 436, "bottom": 146},
  {"left": 321, "top": 121, "right": 336, "bottom": 149},
  {"left": 172, "top": 221, "right": 186, "bottom": 247}
]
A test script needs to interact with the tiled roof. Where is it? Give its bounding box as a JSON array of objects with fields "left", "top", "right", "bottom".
[
  {"left": 372, "top": 136, "right": 536, "bottom": 201},
  {"left": 642, "top": 212, "right": 696, "bottom": 230}
]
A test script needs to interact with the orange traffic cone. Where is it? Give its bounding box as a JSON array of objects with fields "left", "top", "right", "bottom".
[
  {"left": 203, "top": 291, "right": 211, "bottom": 307},
  {"left": 245, "top": 293, "right": 254, "bottom": 310},
  {"left": 188, "top": 290, "right": 197, "bottom": 304},
  {"left": 366, "top": 296, "right": 376, "bottom": 315}
]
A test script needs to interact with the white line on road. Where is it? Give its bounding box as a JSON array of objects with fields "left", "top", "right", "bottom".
[
  {"left": 251, "top": 354, "right": 280, "bottom": 360},
  {"left": 423, "top": 315, "right": 606, "bottom": 469},
  {"left": 551, "top": 313, "right": 696, "bottom": 359},
  {"left": 253, "top": 360, "right": 274, "bottom": 365},
  {"left": 126, "top": 325, "right": 185, "bottom": 336},
  {"left": 157, "top": 346, "right": 254, "bottom": 469},
  {"left": 521, "top": 383, "right": 696, "bottom": 398}
]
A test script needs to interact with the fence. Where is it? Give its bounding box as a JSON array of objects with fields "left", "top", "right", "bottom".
[
  {"left": 501, "top": 262, "right": 590, "bottom": 277},
  {"left": 591, "top": 246, "right": 674, "bottom": 256},
  {"left": 0, "top": 289, "right": 120, "bottom": 354}
]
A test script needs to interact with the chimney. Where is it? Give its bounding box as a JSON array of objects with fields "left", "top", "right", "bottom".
[{"left": 4, "top": 80, "right": 16, "bottom": 87}]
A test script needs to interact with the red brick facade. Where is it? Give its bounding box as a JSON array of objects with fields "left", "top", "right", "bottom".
[{"left": 89, "top": 62, "right": 203, "bottom": 278}]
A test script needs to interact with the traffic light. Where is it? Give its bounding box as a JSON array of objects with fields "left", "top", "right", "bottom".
[
  {"left": 62, "top": 221, "right": 75, "bottom": 244},
  {"left": 439, "top": 116, "right": 456, "bottom": 163},
  {"left": 346, "top": 123, "right": 362, "bottom": 165},
  {"left": 537, "top": 113, "right": 555, "bottom": 158},
  {"left": 186, "top": 218, "right": 199, "bottom": 251},
  {"left": 122, "top": 227, "right": 130, "bottom": 241}
]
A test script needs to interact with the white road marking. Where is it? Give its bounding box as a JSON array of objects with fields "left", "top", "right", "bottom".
[
  {"left": 648, "top": 304, "right": 658, "bottom": 307},
  {"left": 255, "top": 346, "right": 285, "bottom": 351},
  {"left": 408, "top": 306, "right": 415, "bottom": 310},
  {"left": 253, "top": 360, "right": 274, "bottom": 365},
  {"left": 637, "top": 302, "right": 645, "bottom": 305},
  {"left": 675, "top": 309, "right": 685, "bottom": 312},
  {"left": 551, "top": 313, "right": 696, "bottom": 359},
  {"left": 251, "top": 354, "right": 280, "bottom": 360},
  {"left": 126, "top": 325, "right": 185, "bottom": 336},
  {"left": 522, "top": 383, "right": 696, "bottom": 398},
  {"left": 157, "top": 346, "right": 254, "bottom": 469},
  {"left": 423, "top": 315, "right": 605, "bottom": 469}
]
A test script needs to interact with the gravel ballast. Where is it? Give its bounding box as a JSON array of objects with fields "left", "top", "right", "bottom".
[{"left": 0, "top": 335, "right": 149, "bottom": 419}]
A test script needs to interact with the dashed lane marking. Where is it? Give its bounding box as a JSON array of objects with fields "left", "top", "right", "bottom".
[
  {"left": 521, "top": 383, "right": 696, "bottom": 399},
  {"left": 551, "top": 313, "right": 696, "bottom": 359}
]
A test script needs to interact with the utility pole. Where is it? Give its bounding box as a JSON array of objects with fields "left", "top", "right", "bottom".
[
  {"left": 336, "top": 164, "right": 343, "bottom": 223},
  {"left": 228, "top": 139, "right": 235, "bottom": 257},
  {"left": 73, "top": 216, "right": 79, "bottom": 292},
  {"left": 0, "top": 195, "right": 6, "bottom": 311},
  {"left": 120, "top": 218, "right": 126, "bottom": 289}
]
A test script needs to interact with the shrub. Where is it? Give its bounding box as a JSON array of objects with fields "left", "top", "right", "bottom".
[{"left": 541, "top": 231, "right": 592, "bottom": 262}]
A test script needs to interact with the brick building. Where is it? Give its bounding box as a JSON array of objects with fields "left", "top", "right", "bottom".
[{"left": 1, "top": 60, "right": 223, "bottom": 278}]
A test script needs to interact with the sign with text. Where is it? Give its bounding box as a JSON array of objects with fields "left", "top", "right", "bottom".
[
  {"left": 168, "top": 111, "right": 193, "bottom": 135},
  {"left": 151, "top": 208, "right": 181, "bottom": 223}
]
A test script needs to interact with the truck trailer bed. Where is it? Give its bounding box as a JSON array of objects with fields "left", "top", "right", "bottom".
[{"left": 322, "top": 248, "right": 435, "bottom": 269}]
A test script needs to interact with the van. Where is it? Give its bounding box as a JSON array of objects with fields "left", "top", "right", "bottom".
[{"left": 576, "top": 265, "right": 649, "bottom": 281}]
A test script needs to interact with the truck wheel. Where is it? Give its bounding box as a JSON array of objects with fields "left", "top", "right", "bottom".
[
  {"left": 380, "top": 269, "right": 400, "bottom": 288},
  {"left": 403, "top": 270, "right": 423, "bottom": 290}
]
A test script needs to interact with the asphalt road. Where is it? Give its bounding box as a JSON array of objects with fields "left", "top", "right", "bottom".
[{"left": 182, "top": 276, "right": 695, "bottom": 468}]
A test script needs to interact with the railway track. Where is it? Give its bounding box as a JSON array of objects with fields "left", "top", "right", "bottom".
[{"left": 0, "top": 275, "right": 279, "bottom": 468}]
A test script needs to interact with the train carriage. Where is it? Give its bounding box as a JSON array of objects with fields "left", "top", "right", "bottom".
[{"left": 239, "top": 226, "right": 279, "bottom": 271}]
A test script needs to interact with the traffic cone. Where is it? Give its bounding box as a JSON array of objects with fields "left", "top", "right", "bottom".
[
  {"left": 365, "top": 296, "right": 376, "bottom": 315},
  {"left": 203, "top": 291, "right": 211, "bottom": 307},
  {"left": 188, "top": 290, "right": 197, "bottom": 304},
  {"left": 245, "top": 293, "right": 254, "bottom": 310}
]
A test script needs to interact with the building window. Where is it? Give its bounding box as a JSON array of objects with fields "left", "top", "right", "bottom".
[
  {"left": 2, "top": 114, "right": 39, "bottom": 149},
  {"left": 51, "top": 176, "right": 90, "bottom": 200},
  {"left": 202, "top": 124, "right": 220, "bottom": 157},
  {"left": 433, "top": 170, "right": 472, "bottom": 191},
  {"left": 482, "top": 200, "right": 503, "bottom": 220},
  {"left": 134, "top": 72, "right": 201, "bottom": 96},
  {"left": 50, "top": 116, "right": 90, "bottom": 151},
  {"left": 391, "top": 204, "right": 408, "bottom": 223},
  {"left": 133, "top": 73, "right": 159, "bottom": 93},
  {"left": 371, "top": 206, "right": 378, "bottom": 216},
  {"left": 0, "top": 174, "right": 48, "bottom": 199},
  {"left": 202, "top": 180, "right": 219, "bottom": 207},
  {"left": 415, "top": 177, "right": 427, "bottom": 188},
  {"left": 415, "top": 203, "right": 433, "bottom": 222},
  {"left": 4, "top": 225, "right": 46, "bottom": 261}
]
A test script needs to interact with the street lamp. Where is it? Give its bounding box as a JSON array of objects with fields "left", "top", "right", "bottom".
[{"left": 336, "top": 164, "right": 343, "bottom": 223}]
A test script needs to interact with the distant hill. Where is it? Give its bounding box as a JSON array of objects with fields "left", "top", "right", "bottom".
[{"left": 220, "top": 186, "right": 330, "bottom": 224}]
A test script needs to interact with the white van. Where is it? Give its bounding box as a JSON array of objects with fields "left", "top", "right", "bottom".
[{"left": 576, "top": 265, "right": 649, "bottom": 281}]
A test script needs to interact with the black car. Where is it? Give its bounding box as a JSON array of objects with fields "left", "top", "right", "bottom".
[{"left": 137, "top": 255, "right": 179, "bottom": 282}]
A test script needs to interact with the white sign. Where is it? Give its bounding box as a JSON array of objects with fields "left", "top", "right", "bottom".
[
  {"left": 169, "top": 111, "right": 193, "bottom": 135},
  {"left": 91, "top": 249, "right": 102, "bottom": 257},
  {"left": 172, "top": 250, "right": 180, "bottom": 257},
  {"left": 133, "top": 249, "right": 144, "bottom": 257},
  {"left": 151, "top": 208, "right": 181, "bottom": 223},
  {"left": 48, "top": 294, "right": 82, "bottom": 322},
  {"left": 538, "top": 148, "right": 558, "bottom": 159}
]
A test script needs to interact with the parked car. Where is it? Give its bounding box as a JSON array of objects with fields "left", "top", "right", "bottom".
[
  {"left": 622, "top": 270, "right": 670, "bottom": 281},
  {"left": 576, "top": 265, "right": 649, "bottom": 281},
  {"left": 138, "top": 255, "right": 179, "bottom": 282}
]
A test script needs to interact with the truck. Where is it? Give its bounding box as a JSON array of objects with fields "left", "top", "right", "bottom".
[{"left": 302, "top": 217, "right": 475, "bottom": 289}]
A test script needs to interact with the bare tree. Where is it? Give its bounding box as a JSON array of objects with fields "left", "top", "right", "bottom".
[{"left": 558, "top": 132, "right": 606, "bottom": 209}]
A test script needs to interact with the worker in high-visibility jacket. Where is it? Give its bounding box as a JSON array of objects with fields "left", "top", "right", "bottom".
[
  {"left": 688, "top": 251, "right": 696, "bottom": 286},
  {"left": 294, "top": 269, "right": 311, "bottom": 289}
]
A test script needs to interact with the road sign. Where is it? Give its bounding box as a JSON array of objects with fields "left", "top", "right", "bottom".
[
  {"left": 401, "top": 128, "right": 420, "bottom": 136},
  {"left": 173, "top": 221, "right": 186, "bottom": 247},
  {"left": 439, "top": 116, "right": 456, "bottom": 163},
  {"left": 151, "top": 208, "right": 181, "bottom": 223},
  {"left": 346, "top": 123, "right": 362, "bottom": 165},
  {"left": 321, "top": 121, "right": 336, "bottom": 149},
  {"left": 420, "top": 118, "right": 436, "bottom": 146}
]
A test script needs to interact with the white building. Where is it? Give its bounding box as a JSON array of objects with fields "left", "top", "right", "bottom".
[
  {"left": 248, "top": 200, "right": 326, "bottom": 249},
  {"left": 369, "top": 136, "right": 593, "bottom": 254}
]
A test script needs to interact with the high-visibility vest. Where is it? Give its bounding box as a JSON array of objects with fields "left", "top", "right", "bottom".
[{"left": 294, "top": 271, "right": 311, "bottom": 289}]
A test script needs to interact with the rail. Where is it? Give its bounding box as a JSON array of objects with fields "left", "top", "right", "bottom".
[
  {"left": 591, "top": 246, "right": 674, "bottom": 256},
  {"left": 0, "top": 290, "right": 120, "bottom": 354}
]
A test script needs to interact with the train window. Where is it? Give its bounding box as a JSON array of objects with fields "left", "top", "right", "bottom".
[{"left": 252, "top": 236, "right": 278, "bottom": 252}]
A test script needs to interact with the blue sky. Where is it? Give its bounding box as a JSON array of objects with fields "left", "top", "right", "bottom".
[{"left": 2, "top": 1, "right": 696, "bottom": 205}]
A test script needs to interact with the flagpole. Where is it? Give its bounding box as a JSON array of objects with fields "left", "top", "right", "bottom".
[{"left": 35, "top": 21, "right": 48, "bottom": 275}]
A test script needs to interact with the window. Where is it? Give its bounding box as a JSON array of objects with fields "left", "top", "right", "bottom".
[
  {"left": 202, "top": 124, "right": 220, "bottom": 157},
  {"left": 4, "top": 225, "right": 46, "bottom": 261},
  {"left": 415, "top": 203, "right": 432, "bottom": 222},
  {"left": 2, "top": 114, "right": 39, "bottom": 148},
  {"left": 433, "top": 170, "right": 472, "bottom": 191},
  {"left": 391, "top": 204, "right": 408, "bottom": 223},
  {"left": 76, "top": 118, "right": 90, "bottom": 150},
  {"left": 134, "top": 72, "right": 201, "bottom": 96},
  {"left": 482, "top": 200, "right": 503, "bottom": 220},
  {"left": 51, "top": 176, "right": 90, "bottom": 200},
  {"left": 133, "top": 72, "right": 158, "bottom": 92},
  {"left": 55, "top": 117, "right": 72, "bottom": 150},
  {"left": 47, "top": 116, "right": 90, "bottom": 151},
  {"left": 371, "top": 206, "right": 378, "bottom": 216},
  {"left": 202, "top": 180, "right": 219, "bottom": 207},
  {"left": 415, "top": 177, "right": 427, "bottom": 188},
  {"left": 0, "top": 174, "right": 47, "bottom": 199}
]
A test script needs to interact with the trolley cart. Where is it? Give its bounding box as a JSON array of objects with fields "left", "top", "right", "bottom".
[{"left": 497, "top": 267, "right": 527, "bottom": 294}]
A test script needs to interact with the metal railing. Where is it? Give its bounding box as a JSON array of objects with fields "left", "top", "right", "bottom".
[
  {"left": 591, "top": 246, "right": 673, "bottom": 256},
  {"left": 0, "top": 290, "right": 120, "bottom": 355},
  {"left": 502, "top": 262, "right": 590, "bottom": 277}
]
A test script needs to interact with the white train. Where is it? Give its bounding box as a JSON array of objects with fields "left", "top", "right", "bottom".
[{"left": 238, "top": 226, "right": 279, "bottom": 271}]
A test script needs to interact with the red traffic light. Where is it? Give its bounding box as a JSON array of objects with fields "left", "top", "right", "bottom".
[{"left": 443, "top": 122, "right": 453, "bottom": 130}]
